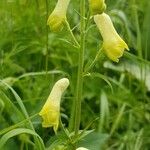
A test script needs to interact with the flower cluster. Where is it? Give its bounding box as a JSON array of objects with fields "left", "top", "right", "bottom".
[
  {"left": 39, "top": 0, "right": 129, "bottom": 147},
  {"left": 47, "top": 0, "right": 128, "bottom": 62}
]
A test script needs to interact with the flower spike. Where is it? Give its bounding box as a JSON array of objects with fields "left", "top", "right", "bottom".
[
  {"left": 94, "top": 13, "right": 129, "bottom": 62},
  {"left": 39, "top": 78, "right": 69, "bottom": 133}
]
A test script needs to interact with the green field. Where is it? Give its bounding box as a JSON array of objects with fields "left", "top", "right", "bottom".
[{"left": 0, "top": 0, "right": 150, "bottom": 149}]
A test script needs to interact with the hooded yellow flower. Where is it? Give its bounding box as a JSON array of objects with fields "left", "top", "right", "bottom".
[
  {"left": 94, "top": 13, "right": 129, "bottom": 62},
  {"left": 89, "top": 0, "right": 106, "bottom": 15},
  {"left": 47, "top": 0, "right": 70, "bottom": 32},
  {"left": 39, "top": 78, "right": 69, "bottom": 133},
  {"left": 76, "top": 147, "right": 89, "bottom": 150}
]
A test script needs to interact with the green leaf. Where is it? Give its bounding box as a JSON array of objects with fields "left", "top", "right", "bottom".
[
  {"left": 104, "top": 60, "right": 150, "bottom": 91},
  {"left": 46, "top": 131, "right": 68, "bottom": 150},
  {"left": 77, "top": 132, "right": 109, "bottom": 150},
  {"left": 0, "top": 128, "right": 45, "bottom": 150},
  {"left": 0, "top": 90, "right": 24, "bottom": 122},
  {"left": 0, "top": 98, "right": 5, "bottom": 114},
  {"left": 99, "top": 91, "right": 110, "bottom": 131},
  {"left": 0, "top": 80, "right": 42, "bottom": 148}
]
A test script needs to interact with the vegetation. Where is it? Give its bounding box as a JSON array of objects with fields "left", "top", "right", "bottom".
[{"left": 0, "top": 0, "right": 150, "bottom": 149}]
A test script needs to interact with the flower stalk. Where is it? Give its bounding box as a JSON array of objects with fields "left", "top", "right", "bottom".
[
  {"left": 74, "top": 0, "right": 86, "bottom": 135},
  {"left": 65, "top": 20, "right": 80, "bottom": 48},
  {"left": 84, "top": 47, "right": 103, "bottom": 73}
]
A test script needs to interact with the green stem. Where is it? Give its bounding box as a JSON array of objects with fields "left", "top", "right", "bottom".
[
  {"left": 65, "top": 20, "right": 80, "bottom": 48},
  {"left": 74, "top": 0, "right": 85, "bottom": 135},
  {"left": 132, "top": 0, "right": 142, "bottom": 58},
  {"left": 45, "top": 0, "right": 49, "bottom": 75},
  {"left": 110, "top": 103, "right": 126, "bottom": 136},
  {"left": 84, "top": 47, "right": 103, "bottom": 74}
]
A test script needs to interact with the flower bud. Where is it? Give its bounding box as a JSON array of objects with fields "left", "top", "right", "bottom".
[
  {"left": 89, "top": 0, "right": 106, "bottom": 15},
  {"left": 47, "top": 0, "right": 70, "bottom": 32},
  {"left": 39, "top": 78, "right": 69, "bottom": 133},
  {"left": 94, "top": 13, "right": 129, "bottom": 62}
]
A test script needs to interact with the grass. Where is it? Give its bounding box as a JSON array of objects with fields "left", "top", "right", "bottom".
[{"left": 0, "top": 0, "right": 150, "bottom": 149}]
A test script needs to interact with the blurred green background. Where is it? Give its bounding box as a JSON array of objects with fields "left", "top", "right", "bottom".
[{"left": 0, "top": 0, "right": 150, "bottom": 149}]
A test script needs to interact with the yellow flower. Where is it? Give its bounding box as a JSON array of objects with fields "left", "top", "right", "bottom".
[
  {"left": 47, "top": 0, "right": 70, "bottom": 32},
  {"left": 94, "top": 13, "right": 129, "bottom": 62},
  {"left": 39, "top": 78, "right": 69, "bottom": 133},
  {"left": 76, "top": 147, "right": 89, "bottom": 150},
  {"left": 89, "top": 0, "right": 106, "bottom": 15}
]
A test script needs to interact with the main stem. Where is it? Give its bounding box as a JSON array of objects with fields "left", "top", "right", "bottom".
[
  {"left": 45, "top": 0, "right": 49, "bottom": 75},
  {"left": 74, "top": 0, "right": 85, "bottom": 135}
]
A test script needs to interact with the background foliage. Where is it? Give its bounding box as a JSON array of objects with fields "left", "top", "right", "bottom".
[{"left": 0, "top": 0, "right": 150, "bottom": 149}]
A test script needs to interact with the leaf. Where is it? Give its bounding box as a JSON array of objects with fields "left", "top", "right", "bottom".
[
  {"left": 110, "top": 103, "right": 126, "bottom": 135},
  {"left": 0, "top": 98, "right": 5, "bottom": 114},
  {"left": 84, "top": 72, "right": 113, "bottom": 93},
  {"left": 104, "top": 60, "right": 150, "bottom": 91},
  {"left": 77, "top": 132, "right": 109, "bottom": 150},
  {"left": 0, "top": 90, "right": 24, "bottom": 122},
  {"left": 99, "top": 91, "right": 110, "bottom": 131},
  {"left": 46, "top": 131, "right": 68, "bottom": 150},
  {"left": 0, "top": 80, "right": 42, "bottom": 148},
  {"left": 0, "top": 128, "right": 45, "bottom": 150},
  {"left": 0, "top": 77, "right": 18, "bottom": 89}
]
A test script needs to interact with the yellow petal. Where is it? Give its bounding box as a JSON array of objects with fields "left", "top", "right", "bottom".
[
  {"left": 47, "top": 0, "right": 70, "bottom": 32},
  {"left": 39, "top": 78, "right": 69, "bottom": 133},
  {"left": 47, "top": 15, "right": 65, "bottom": 32},
  {"left": 94, "top": 13, "right": 129, "bottom": 62},
  {"left": 39, "top": 100, "right": 59, "bottom": 133}
]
